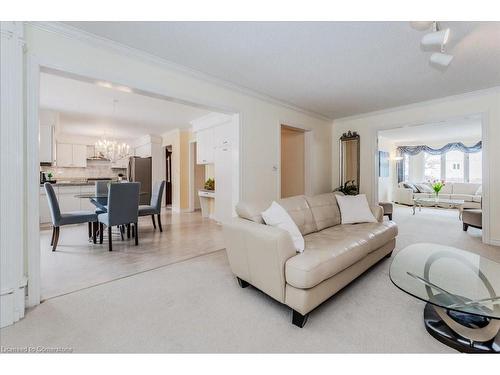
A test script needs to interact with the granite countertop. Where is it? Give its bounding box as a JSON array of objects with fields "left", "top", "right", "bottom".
[{"left": 40, "top": 180, "right": 118, "bottom": 187}]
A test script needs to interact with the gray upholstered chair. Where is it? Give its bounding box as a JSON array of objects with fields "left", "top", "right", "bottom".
[
  {"left": 98, "top": 182, "right": 140, "bottom": 251},
  {"left": 44, "top": 182, "right": 98, "bottom": 251},
  {"left": 139, "top": 180, "right": 165, "bottom": 232}
]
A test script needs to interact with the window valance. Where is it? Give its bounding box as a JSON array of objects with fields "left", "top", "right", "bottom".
[{"left": 396, "top": 141, "right": 482, "bottom": 156}]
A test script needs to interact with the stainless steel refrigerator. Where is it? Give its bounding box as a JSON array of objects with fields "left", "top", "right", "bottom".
[{"left": 128, "top": 156, "right": 152, "bottom": 205}]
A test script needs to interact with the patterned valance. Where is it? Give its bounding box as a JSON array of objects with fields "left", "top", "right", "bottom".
[{"left": 396, "top": 141, "right": 482, "bottom": 156}]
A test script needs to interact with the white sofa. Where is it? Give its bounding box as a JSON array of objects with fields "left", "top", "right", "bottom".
[{"left": 395, "top": 182, "right": 482, "bottom": 209}]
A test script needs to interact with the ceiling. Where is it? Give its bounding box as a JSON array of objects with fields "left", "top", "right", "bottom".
[
  {"left": 62, "top": 21, "right": 500, "bottom": 119},
  {"left": 379, "top": 116, "right": 482, "bottom": 145},
  {"left": 40, "top": 72, "right": 212, "bottom": 139}
]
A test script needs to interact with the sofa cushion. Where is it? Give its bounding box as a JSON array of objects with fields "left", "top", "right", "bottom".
[
  {"left": 235, "top": 201, "right": 268, "bottom": 223},
  {"left": 472, "top": 195, "right": 482, "bottom": 203},
  {"left": 285, "top": 233, "right": 370, "bottom": 289},
  {"left": 450, "top": 194, "right": 473, "bottom": 202},
  {"left": 414, "top": 192, "right": 431, "bottom": 199},
  {"left": 285, "top": 221, "right": 398, "bottom": 289},
  {"left": 278, "top": 195, "right": 316, "bottom": 235},
  {"left": 453, "top": 183, "right": 481, "bottom": 195},
  {"left": 415, "top": 183, "right": 433, "bottom": 193},
  {"left": 319, "top": 221, "right": 398, "bottom": 253},
  {"left": 305, "top": 193, "right": 341, "bottom": 231}
]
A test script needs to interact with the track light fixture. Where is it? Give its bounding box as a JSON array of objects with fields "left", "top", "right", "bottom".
[{"left": 410, "top": 21, "right": 454, "bottom": 69}]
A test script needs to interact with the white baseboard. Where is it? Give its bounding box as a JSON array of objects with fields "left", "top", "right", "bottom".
[
  {"left": 485, "top": 238, "right": 500, "bottom": 247},
  {"left": 0, "top": 286, "right": 26, "bottom": 328}
]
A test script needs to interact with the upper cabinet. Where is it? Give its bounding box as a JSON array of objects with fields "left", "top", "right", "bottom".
[
  {"left": 39, "top": 125, "right": 54, "bottom": 164},
  {"left": 56, "top": 143, "right": 87, "bottom": 168},
  {"left": 196, "top": 128, "right": 215, "bottom": 164},
  {"left": 214, "top": 121, "right": 233, "bottom": 148}
]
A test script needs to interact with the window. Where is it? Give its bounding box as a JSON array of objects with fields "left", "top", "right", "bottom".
[
  {"left": 469, "top": 151, "right": 482, "bottom": 183},
  {"left": 445, "top": 150, "right": 465, "bottom": 183},
  {"left": 424, "top": 153, "right": 441, "bottom": 181}
]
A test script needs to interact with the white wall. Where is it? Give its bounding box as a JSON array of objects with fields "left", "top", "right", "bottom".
[
  {"left": 332, "top": 88, "right": 500, "bottom": 245},
  {"left": 26, "top": 24, "right": 332, "bottom": 206}
]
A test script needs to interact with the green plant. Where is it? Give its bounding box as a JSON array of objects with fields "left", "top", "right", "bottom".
[
  {"left": 334, "top": 180, "right": 358, "bottom": 195},
  {"left": 204, "top": 178, "right": 215, "bottom": 191},
  {"left": 46, "top": 172, "right": 53, "bottom": 180},
  {"left": 431, "top": 180, "right": 445, "bottom": 196}
]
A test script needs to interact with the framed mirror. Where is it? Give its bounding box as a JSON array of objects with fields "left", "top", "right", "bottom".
[{"left": 340, "top": 131, "right": 360, "bottom": 192}]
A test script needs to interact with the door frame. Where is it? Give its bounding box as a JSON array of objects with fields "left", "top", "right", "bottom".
[
  {"left": 373, "top": 112, "right": 490, "bottom": 244},
  {"left": 165, "top": 146, "right": 173, "bottom": 206},
  {"left": 277, "top": 122, "right": 313, "bottom": 199},
  {"left": 26, "top": 54, "right": 242, "bottom": 308}
]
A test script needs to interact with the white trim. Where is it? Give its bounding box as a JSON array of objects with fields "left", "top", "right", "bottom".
[
  {"left": 28, "top": 21, "right": 331, "bottom": 122},
  {"left": 334, "top": 86, "right": 500, "bottom": 123},
  {"left": 0, "top": 21, "right": 26, "bottom": 327},
  {"left": 188, "top": 140, "right": 196, "bottom": 213}
]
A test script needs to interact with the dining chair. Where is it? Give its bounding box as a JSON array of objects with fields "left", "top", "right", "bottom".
[
  {"left": 138, "top": 180, "right": 166, "bottom": 232},
  {"left": 44, "top": 183, "right": 98, "bottom": 251},
  {"left": 97, "top": 182, "right": 140, "bottom": 251}
]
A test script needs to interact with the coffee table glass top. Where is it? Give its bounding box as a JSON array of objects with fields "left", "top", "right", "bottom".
[
  {"left": 390, "top": 244, "right": 500, "bottom": 319},
  {"left": 413, "top": 197, "right": 464, "bottom": 205}
]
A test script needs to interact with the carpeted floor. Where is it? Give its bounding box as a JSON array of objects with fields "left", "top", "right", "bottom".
[{"left": 1, "top": 205, "right": 498, "bottom": 353}]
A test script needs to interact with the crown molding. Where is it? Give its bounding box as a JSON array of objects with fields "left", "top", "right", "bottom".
[
  {"left": 26, "top": 21, "right": 332, "bottom": 122},
  {"left": 333, "top": 86, "right": 500, "bottom": 123}
]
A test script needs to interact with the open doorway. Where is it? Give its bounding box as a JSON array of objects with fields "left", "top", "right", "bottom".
[
  {"left": 377, "top": 115, "right": 483, "bottom": 241},
  {"left": 165, "top": 146, "right": 172, "bottom": 207},
  {"left": 280, "top": 125, "right": 306, "bottom": 198}
]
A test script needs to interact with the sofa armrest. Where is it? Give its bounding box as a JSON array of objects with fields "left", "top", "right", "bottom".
[
  {"left": 222, "top": 218, "right": 297, "bottom": 303},
  {"left": 395, "top": 187, "right": 414, "bottom": 205},
  {"left": 371, "top": 205, "right": 384, "bottom": 222}
]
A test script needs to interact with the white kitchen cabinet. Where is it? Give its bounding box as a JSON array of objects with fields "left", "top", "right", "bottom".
[
  {"left": 214, "top": 121, "right": 233, "bottom": 148},
  {"left": 39, "top": 187, "right": 52, "bottom": 224},
  {"left": 56, "top": 143, "right": 87, "bottom": 167},
  {"left": 72, "top": 144, "right": 87, "bottom": 167},
  {"left": 39, "top": 125, "right": 54, "bottom": 164},
  {"left": 214, "top": 145, "right": 233, "bottom": 223},
  {"left": 57, "top": 186, "right": 82, "bottom": 213},
  {"left": 196, "top": 128, "right": 215, "bottom": 164},
  {"left": 56, "top": 143, "right": 73, "bottom": 167}
]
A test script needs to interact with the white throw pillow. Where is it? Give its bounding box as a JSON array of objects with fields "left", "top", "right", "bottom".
[
  {"left": 416, "top": 183, "right": 432, "bottom": 193},
  {"left": 476, "top": 185, "right": 482, "bottom": 196},
  {"left": 336, "top": 194, "right": 377, "bottom": 224},
  {"left": 261, "top": 201, "right": 305, "bottom": 253}
]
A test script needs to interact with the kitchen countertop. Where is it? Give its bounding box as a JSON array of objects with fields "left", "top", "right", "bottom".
[{"left": 40, "top": 180, "right": 118, "bottom": 187}]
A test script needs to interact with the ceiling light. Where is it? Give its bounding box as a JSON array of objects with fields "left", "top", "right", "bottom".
[
  {"left": 429, "top": 53, "right": 454, "bottom": 67},
  {"left": 410, "top": 21, "right": 434, "bottom": 31},
  {"left": 96, "top": 81, "right": 113, "bottom": 89},
  {"left": 421, "top": 28, "right": 450, "bottom": 48}
]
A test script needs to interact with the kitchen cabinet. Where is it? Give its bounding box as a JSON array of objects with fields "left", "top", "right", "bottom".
[
  {"left": 214, "top": 145, "right": 233, "bottom": 223},
  {"left": 196, "top": 128, "right": 215, "bottom": 164},
  {"left": 111, "top": 157, "right": 129, "bottom": 169},
  {"left": 214, "top": 121, "right": 233, "bottom": 148},
  {"left": 39, "top": 125, "right": 54, "bottom": 164},
  {"left": 56, "top": 143, "right": 87, "bottom": 167},
  {"left": 39, "top": 187, "right": 52, "bottom": 223}
]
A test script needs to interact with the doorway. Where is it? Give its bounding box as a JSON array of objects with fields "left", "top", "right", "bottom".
[
  {"left": 280, "top": 125, "right": 306, "bottom": 198},
  {"left": 165, "top": 146, "right": 172, "bottom": 206}
]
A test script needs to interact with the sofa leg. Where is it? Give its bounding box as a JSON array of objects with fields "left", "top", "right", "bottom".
[
  {"left": 292, "top": 309, "right": 309, "bottom": 328},
  {"left": 385, "top": 251, "right": 393, "bottom": 259},
  {"left": 463, "top": 223, "right": 469, "bottom": 232},
  {"left": 237, "top": 277, "right": 249, "bottom": 288}
]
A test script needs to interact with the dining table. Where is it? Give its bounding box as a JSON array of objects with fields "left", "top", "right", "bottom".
[{"left": 75, "top": 192, "right": 148, "bottom": 242}]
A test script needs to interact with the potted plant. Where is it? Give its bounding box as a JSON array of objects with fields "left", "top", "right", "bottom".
[
  {"left": 334, "top": 180, "right": 358, "bottom": 195},
  {"left": 431, "top": 180, "right": 445, "bottom": 199},
  {"left": 46, "top": 172, "right": 53, "bottom": 182},
  {"left": 204, "top": 178, "right": 215, "bottom": 191}
]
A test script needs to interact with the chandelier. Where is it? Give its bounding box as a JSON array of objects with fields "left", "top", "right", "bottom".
[
  {"left": 94, "top": 99, "right": 131, "bottom": 162},
  {"left": 95, "top": 138, "right": 130, "bottom": 162}
]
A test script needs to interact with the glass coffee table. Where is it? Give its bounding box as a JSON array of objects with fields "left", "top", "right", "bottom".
[
  {"left": 412, "top": 197, "right": 464, "bottom": 218},
  {"left": 390, "top": 243, "right": 500, "bottom": 353}
]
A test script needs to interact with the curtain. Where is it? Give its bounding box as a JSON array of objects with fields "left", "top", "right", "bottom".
[
  {"left": 396, "top": 141, "right": 482, "bottom": 156},
  {"left": 396, "top": 149, "right": 404, "bottom": 183}
]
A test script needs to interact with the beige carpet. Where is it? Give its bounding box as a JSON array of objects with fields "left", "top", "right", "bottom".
[{"left": 1, "top": 205, "right": 498, "bottom": 353}]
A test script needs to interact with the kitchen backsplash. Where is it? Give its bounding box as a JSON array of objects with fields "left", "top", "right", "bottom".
[{"left": 41, "top": 161, "right": 126, "bottom": 181}]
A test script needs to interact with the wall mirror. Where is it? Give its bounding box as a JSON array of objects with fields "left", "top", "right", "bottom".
[{"left": 339, "top": 131, "right": 360, "bottom": 191}]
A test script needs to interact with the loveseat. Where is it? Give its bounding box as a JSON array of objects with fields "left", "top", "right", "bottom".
[
  {"left": 395, "top": 182, "right": 482, "bottom": 209},
  {"left": 223, "top": 193, "right": 398, "bottom": 327}
]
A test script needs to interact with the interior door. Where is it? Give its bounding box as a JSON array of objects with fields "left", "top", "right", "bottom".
[{"left": 165, "top": 148, "right": 172, "bottom": 205}]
